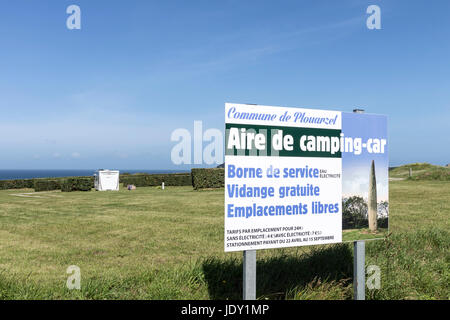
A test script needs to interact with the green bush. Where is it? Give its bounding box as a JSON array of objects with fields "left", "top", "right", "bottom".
[
  {"left": 33, "top": 180, "right": 61, "bottom": 192},
  {"left": 121, "top": 173, "right": 191, "bottom": 188},
  {"left": 61, "top": 178, "right": 93, "bottom": 192},
  {"left": 0, "top": 179, "right": 35, "bottom": 190},
  {"left": 0, "top": 180, "right": 13, "bottom": 190},
  {"left": 1, "top": 176, "right": 95, "bottom": 191},
  {"left": 191, "top": 168, "right": 224, "bottom": 190},
  {"left": 0, "top": 180, "right": 12, "bottom": 190}
]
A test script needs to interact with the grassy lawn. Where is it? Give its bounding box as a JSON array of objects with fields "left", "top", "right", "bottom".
[
  {"left": 390, "top": 163, "right": 450, "bottom": 181},
  {"left": 0, "top": 180, "right": 448, "bottom": 300},
  {"left": 342, "top": 228, "right": 388, "bottom": 241}
]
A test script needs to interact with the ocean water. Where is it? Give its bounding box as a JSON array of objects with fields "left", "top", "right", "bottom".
[{"left": 0, "top": 169, "right": 189, "bottom": 180}]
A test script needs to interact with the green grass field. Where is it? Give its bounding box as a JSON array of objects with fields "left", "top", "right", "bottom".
[{"left": 0, "top": 179, "right": 449, "bottom": 300}]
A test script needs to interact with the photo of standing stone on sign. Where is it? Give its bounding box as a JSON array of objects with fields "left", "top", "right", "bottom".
[
  {"left": 224, "top": 103, "right": 388, "bottom": 252},
  {"left": 341, "top": 112, "right": 389, "bottom": 241}
]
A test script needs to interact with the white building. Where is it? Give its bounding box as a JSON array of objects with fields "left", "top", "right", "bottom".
[{"left": 94, "top": 170, "right": 120, "bottom": 191}]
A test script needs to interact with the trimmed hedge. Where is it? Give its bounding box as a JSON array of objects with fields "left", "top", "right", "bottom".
[
  {"left": 0, "top": 179, "right": 35, "bottom": 190},
  {"left": 191, "top": 168, "right": 224, "bottom": 190},
  {"left": 121, "top": 173, "right": 191, "bottom": 188},
  {"left": 1, "top": 173, "right": 192, "bottom": 191},
  {"left": 0, "top": 176, "right": 95, "bottom": 192},
  {"left": 61, "top": 178, "right": 93, "bottom": 192},
  {"left": 34, "top": 180, "right": 61, "bottom": 192}
]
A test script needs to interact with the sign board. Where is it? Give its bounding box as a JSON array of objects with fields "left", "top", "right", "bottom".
[{"left": 224, "top": 103, "right": 388, "bottom": 252}]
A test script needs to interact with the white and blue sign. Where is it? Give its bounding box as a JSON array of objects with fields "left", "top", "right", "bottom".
[{"left": 225, "top": 103, "right": 388, "bottom": 252}]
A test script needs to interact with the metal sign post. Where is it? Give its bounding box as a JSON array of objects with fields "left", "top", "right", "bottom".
[
  {"left": 243, "top": 250, "right": 256, "bottom": 300},
  {"left": 353, "top": 240, "right": 365, "bottom": 300},
  {"left": 352, "top": 108, "right": 366, "bottom": 301}
]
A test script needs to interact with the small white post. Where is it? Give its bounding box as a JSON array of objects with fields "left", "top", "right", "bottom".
[{"left": 162, "top": 182, "right": 165, "bottom": 190}]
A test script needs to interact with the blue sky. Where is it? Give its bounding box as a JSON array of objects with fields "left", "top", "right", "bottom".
[{"left": 0, "top": 0, "right": 449, "bottom": 169}]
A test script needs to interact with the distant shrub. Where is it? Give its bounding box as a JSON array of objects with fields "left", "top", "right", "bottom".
[
  {"left": 34, "top": 180, "right": 61, "bottom": 192},
  {"left": 121, "top": 173, "right": 191, "bottom": 188},
  {"left": 0, "top": 176, "right": 95, "bottom": 191},
  {"left": 0, "top": 179, "right": 35, "bottom": 190},
  {"left": 61, "top": 178, "right": 93, "bottom": 192},
  {"left": 191, "top": 168, "right": 224, "bottom": 190},
  {"left": 0, "top": 180, "right": 14, "bottom": 190}
]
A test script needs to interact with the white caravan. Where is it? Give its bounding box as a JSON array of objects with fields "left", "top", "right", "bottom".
[{"left": 94, "top": 170, "right": 120, "bottom": 191}]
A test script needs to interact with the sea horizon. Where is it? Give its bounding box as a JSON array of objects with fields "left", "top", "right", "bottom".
[{"left": 0, "top": 169, "right": 190, "bottom": 181}]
